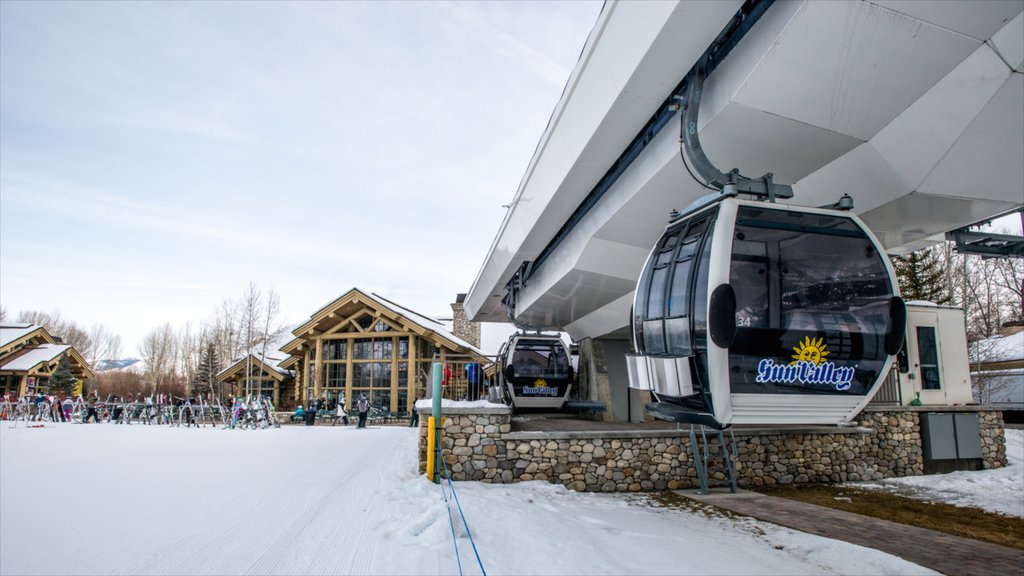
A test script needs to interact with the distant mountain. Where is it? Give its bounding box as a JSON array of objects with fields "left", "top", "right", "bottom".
[{"left": 93, "top": 358, "right": 144, "bottom": 372}]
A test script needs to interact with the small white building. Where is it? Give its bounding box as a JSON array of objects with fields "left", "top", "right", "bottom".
[{"left": 876, "top": 302, "right": 974, "bottom": 407}]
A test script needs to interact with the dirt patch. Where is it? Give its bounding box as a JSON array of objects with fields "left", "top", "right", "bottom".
[{"left": 756, "top": 484, "right": 1024, "bottom": 550}]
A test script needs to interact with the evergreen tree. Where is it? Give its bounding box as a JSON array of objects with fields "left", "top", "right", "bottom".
[
  {"left": 50, "top": 353, "right": 78, "bottom": 397},
  {"left": 891, "top": 246, "right": 950, "bottom": 304},
  {"left": 191, "top": 343, "right": 219, "bottom": 398}
]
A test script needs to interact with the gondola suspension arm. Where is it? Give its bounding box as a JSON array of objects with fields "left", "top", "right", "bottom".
[{"left": 679, "top": 54, "right": 794, "bottom": 202}]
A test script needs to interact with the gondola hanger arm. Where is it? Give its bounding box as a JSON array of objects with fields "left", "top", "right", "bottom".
[{"left": 680, "top": 54, "right": 793, "bottom": 201}]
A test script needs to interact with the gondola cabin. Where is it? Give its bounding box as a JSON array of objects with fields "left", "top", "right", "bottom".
[
  {"left": 627, "top": 196, "right": 905, "bottom": 428},
  {"left": 498, "top": 333, "right": 574, "bottom": 409}
]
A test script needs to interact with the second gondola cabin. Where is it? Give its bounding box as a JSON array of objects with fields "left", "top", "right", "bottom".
[
  {"left": 628, "top": 196, "right": 906, "bottom": 428},
  {"left": 498, "top": 333, "right": 575, "bottom": 410}
]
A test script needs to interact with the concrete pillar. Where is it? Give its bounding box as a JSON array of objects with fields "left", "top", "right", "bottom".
[{"left": 577, "top": 337, "right": 651, "bottom": 423}]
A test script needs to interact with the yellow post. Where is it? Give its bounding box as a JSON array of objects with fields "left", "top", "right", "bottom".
[{"left": 426, "top": 416, "right": 436, "bottom": 482}]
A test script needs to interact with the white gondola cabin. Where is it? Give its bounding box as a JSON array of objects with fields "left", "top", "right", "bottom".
[
  {"left": 497, "top": 333, "right": 574, "bottom": 410},
  {"left": 628, "top": 196, "right": 906, "bottom": 428}
]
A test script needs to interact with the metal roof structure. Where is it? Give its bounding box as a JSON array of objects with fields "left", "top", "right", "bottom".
[{"left": 466, "top": 0, "right": 1024, "bottom": 342}]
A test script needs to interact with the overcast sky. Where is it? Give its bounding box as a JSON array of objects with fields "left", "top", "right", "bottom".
[{"left": 0, "top": 1, "right": 602, "bottom": 354}]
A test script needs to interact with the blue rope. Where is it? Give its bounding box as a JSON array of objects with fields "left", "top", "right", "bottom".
[{"left": 436, "top": 432, "right": 487, "bottom": 576}]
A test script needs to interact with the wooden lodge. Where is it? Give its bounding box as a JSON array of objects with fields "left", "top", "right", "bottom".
[
  {"left": 0, "top": 323, "right": 94, "bottom": 397},
  {"left": 271, "top": 288, "right": 489, "bottom": 413}
]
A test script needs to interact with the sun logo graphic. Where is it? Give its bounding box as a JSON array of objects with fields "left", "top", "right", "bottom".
[
  {"left": 790, "top": 336, "right": 829, "bottom": 366},
  {"left": 523, "top": 378, "right": 559, "bottom": 397}
]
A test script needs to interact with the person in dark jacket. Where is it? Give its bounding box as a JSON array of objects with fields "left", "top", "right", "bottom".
[
  {"left": 356, "top": 394, "right": 370, "bottom": 429},
  {"left": 306, "top": 400, "right": 317, "bottom": 426}
]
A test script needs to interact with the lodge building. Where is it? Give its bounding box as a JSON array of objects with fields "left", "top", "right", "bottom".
[
  {"left": 216, "top": 288, "right": 488, "bottom": 413},
  {"left": 0, "top": 323, "right": 94, "bottom": 397}
]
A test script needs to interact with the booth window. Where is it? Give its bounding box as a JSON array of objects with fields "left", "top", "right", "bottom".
[{"left": 917, "top": 326, "right": 941, "bottom": 390}]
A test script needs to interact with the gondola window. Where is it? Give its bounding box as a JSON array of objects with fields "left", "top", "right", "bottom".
[{"left": 728, "top": 208, "right": 894, "bottom": 396}]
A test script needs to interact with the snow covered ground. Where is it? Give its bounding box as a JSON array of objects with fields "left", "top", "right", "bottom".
[
  {"left": 852, "top": 428, "right": 1024, "bottom": 518},
  {"left": 4, "top": 423, "right": 1011, "bottom": 575}
]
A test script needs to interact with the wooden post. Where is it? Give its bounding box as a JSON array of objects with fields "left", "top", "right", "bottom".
[
  {"left": 313, "top": 337, "right": 323, "bottom": 403},
  {"left": 390, "top": 335, "right": 399, "bottom": 412},
  {"left": 345, "top": 337, "right": 354, "bottom": 410}
]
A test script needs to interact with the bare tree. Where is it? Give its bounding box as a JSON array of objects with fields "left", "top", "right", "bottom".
[
  {"left": 16, "top": 309, "right": 90, "bottom": 350},
  {"left": 0, "top": 305, "right": 7, "bottom": 322},
  {"left": 139, "top": 323, "right": 179, "bottom": 396},
  {"left": 85, "top": 324, "right": 123, "bottom": 367}
]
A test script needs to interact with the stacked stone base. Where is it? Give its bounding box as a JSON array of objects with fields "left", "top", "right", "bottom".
[{"left": 417, "top": 406, "right": 1007, "bottom": 492}]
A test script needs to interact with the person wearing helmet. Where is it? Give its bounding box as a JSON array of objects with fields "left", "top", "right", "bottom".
[{"left": 356, "top": 393, "right": 370, "bottom": 429}]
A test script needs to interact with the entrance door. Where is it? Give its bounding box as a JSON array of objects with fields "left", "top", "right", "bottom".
[{"left": 907, "top": 309, "right": 946, "bottom": 405}]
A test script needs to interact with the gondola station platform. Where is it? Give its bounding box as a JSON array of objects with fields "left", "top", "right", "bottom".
[{"left": 417, "top": 403, "right": 1007, "bottom": 492}]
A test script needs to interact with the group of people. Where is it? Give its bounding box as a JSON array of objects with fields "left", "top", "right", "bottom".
[
  {"left": 293, "top": 394, "right": 371, "bottom": 428},
  {"left": 0, "top": 392, "right": 91, "bottom": 422}
]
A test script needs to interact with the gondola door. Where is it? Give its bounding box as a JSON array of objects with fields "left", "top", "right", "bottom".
[{"left": 905, "top": 308, "right": 946, "bottom": 405}]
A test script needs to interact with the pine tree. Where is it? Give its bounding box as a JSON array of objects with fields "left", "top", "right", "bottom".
[
  {"left": 891, "top": 245, "right": 951, "bottom": 304},
  {"left": 191, "top": 343, "right": 219, "bottom": 398},
  {"left": 50, "top": 353, "right": 78, "bottom": 397}
]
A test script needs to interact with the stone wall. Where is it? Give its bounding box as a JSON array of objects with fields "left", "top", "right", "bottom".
[{"left": 417, "top": 406, "right": 1007, "bottom": 491}]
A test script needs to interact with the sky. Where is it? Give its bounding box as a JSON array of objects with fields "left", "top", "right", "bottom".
[{"left": 0, "top": 1, "right": 603, "bottom": 355}]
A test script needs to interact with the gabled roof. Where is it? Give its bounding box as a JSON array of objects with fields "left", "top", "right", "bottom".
[
  {"left": 288, "top": 288, "right": 486, "bottom": 358},
  {"left": 0, "top": 323, "right": 56, "bottom": 354},
  {"left": 973, "top": 331, "right": 1024, "bottom": 364},
  {"left": 217, "top": 353, "right": 294, "bottom": 383},
  {"left": 0, "top": 344, "right": 94, "bottom": 379}
]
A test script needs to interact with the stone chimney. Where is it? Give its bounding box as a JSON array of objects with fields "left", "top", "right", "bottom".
[{"left": 450, "top": 293, "right": 480, "bottom": 348}]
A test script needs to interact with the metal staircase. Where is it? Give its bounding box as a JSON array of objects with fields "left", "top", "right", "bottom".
[{"left": 688, "top": 424, "right": 738, "bottom": 495}]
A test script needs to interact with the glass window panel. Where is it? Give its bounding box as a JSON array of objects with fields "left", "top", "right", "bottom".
[
  {"left": 325, "top": 363, "right": 346, "bottom": 388},
  {"left": 691, "top": 218, "right": 716, "bottom": 350},
  {"left": 373, "top": 339, "right": 392, "bottom": 360},
  {"left": 372, "top": 362, "right": 391, "bottom": 387},
  {"left": 510, "top": 339, "right": 571, "bottom": 379},
  {"left": 353, "top": 338, "right": 372, "bottom": 360},
  {"left": 665, "top": 317, "right": 691, "bottom": 356},
  {"left": 398, "top": 338, "right": 409, "bottom": 359},
  {"left": 668, "top": 259, "right": 693, "bottom": 317},
  {"left": 374, "top": 321, "right": 391, "bottom": 332},
  {"left": 353, "top": 363, "right": 371, "bottom": 387},
  {"left": 643, "top": 320, "right": 665, "bottom": 355},
  {"left": 371, "top": 389, "right": 391, "bottom": 411},
  {"left": 917, "top": 327, "right": 941, "bottom": 390},
  {"left": 646, "top": 267, "right": 668, "bottom": 319},
  {"left": 322, "top": 340, "right": 347, "bottom": 361},
  {"left": 727, "top": 207, "right": 894, "bottom": 396}
]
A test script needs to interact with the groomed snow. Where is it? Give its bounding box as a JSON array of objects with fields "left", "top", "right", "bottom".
[
  {"left": 1, "top": 423, "right": 941, "bottom": 576},
  {"left": 852, "top": 428, "right": 1024, "bottom": 518}
]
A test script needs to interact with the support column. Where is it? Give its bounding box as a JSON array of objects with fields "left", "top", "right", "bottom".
[
  {"left": 313, "top": 338, "right": 323, "bottom": 402},
  {"left": 407, "top": 335, "right": 416, "bottom": 413},
  {"left": 577, "top": 337, "right": 646, "bottom": 423},
  {"left": 344, "top": 338, "right": 354, "bottom": 410},
  {"left": 391, "top": 335, "right": 400, "bottom": 412}
]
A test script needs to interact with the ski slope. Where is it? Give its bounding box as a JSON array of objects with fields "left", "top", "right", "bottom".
[{"left": 0, "top": 423, "right": 962, "bottom": 575}]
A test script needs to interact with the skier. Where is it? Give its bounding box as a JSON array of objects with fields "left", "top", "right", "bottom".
[
  {"left": 84, "top": 395, "right": 98, "bottom": 423},
  {"left": 336, "top": 401, "right": 349, "bottom": 426},
  {"left": 356, "top": 393, "right": 370, "bottom": 429},
  {"left": 62, "top": 396, "right": 73, "bottom": 422}
]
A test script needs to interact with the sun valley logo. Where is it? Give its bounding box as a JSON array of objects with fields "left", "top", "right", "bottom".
[
  {"left": 755, "top": 337, "right": 855, "bottom": 391},
  {"left": 523, "top": 378, "right": 559, "bottom": 397}
]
